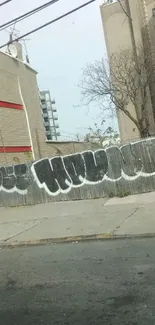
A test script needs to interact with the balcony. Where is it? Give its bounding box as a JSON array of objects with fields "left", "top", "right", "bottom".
[
  {"left": 41, "top": 103, "right": 47, "bottom": 109},
  {"left": 53, "top": 116, "right": 58, "bottom": 120},
  {"left": 52, "top": 108, "right": 57, "bottom": 113},
  {"left": 44, "top": 121, "right": 49, "bottom": 127},
  {"left": 42, "top": 112, "right": 48, "bottom": 118},
  {"left": 55, "top": 124, "right": 59, "bottom": 128}
]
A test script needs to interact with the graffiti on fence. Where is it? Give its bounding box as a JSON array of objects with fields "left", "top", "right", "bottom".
[
  {"left": 31, "top": 140, "right": 155, "bottom": 196},
  {"left": 0, "top": 163, "right": 31, "bottom": 194},
  {"left": 31, "top": 150, "right": 108, "bottom": 196},
  {"left": 1, "top": 138, "right": 155, "bottom": 196}
]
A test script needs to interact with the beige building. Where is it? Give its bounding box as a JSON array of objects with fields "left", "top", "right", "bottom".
[
  {"left": 0, "top": 42, "right": 97, "bottom": 165},
  {"left": 100, "top": 0, "right": 155, "bottom": 143},
  {"left": 0, "top": 41, "right": 46, "bottom": 164}
]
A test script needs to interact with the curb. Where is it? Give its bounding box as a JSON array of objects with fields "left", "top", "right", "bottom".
[{"left": 1, "top": 232, "right": 155, "bottom": 248}]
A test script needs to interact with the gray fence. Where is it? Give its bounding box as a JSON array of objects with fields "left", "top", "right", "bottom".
[{"left": 0, "top": 137, "right": 155, "bottom": 207}]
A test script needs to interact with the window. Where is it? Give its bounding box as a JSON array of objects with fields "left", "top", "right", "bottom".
[
  {"left": 47, "top": 134, "right": 51, "bottom": 140},
  {"left": 46, "top": 126, "right": 50, "bottom": 131},
  {"left": 42, "top": 108, "right": 47, "bottom": 114},
  {"left": 44, "top": 117, "right": 48, "bottom": 122}
]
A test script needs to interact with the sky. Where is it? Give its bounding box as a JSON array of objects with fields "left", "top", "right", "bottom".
[{"left": 0, "top": 0, "right": 117, "bottom": 140}]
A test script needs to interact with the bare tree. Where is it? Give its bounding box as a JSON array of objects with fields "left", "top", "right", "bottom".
[
  {"left": 84, "top": 122, "right": 119, "bottom": 147},
  {"left": 79, "top": 46, "right": 155, "bottom": 138}
]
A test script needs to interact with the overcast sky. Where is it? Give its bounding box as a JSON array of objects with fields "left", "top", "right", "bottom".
[{"left": 0, "top": 0, "right": 117, "bottom": 140}]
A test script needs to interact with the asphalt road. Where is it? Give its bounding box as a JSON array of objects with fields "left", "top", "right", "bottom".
[{"left": 0, "top": 238, "right": 155, "bottom": 324}]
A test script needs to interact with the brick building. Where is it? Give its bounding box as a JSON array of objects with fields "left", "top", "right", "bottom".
[
  {"left": 0, "top": 42, "right": 97, "bottom": 165},
  {"left": 0, "top": 41, "right": 46, "bottom": 164}
]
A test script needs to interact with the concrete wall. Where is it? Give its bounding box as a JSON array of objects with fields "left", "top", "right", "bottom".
[{"left": 1, "top": 137, "right": 155, "bottom": 207}]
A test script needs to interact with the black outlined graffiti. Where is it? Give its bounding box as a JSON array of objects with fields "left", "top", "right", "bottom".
[
  {"left": 32, "top": 157, "right": 72, "bottom": 195},
  {"left": 14, "top": 164, "right": 32, "bottom": 191},
  {"left": 0, "top": 166, "right": 16, "bottom": 190},
  {"left": 106, "top": 145, "right": 142, "bottom": 180},
  {"left": 0, "top": 163, "right": 31, "bottom": 193},
  {"left": 51, "top": 156, "right": 71, "bottom": 191},
  {"left": 32, "top": 149, "right": 109, "bottom": 196},
  {"left": 2, "top": 138, "right": 155, "bottom": 196},
  {"left": 63, "top": 153, "right": 85, "bottom": 186},
  {"left": 31, "top": 140, "right": 155, "bottom": 196},
  {"left": 83, "top": 150, "right": 108, "bottom": 183},
  {"left": 32, "top": 158, "right": 59, "bottom": 195}
]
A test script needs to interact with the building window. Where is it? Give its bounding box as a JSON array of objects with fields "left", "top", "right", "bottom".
[
  {"left": 44, "top": 117, "right": 48, "bottom": 122},
  {"left": 47, "top": 134, "right": 51, "bottom": 140},
  {"left": 46, "top": 126, "right": 50, "bottom": 131}
]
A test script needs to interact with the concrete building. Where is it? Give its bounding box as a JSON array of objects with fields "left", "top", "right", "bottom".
[
  {"left": 100, "top": 0, "right": 155, "bottom": 143},
  {"left": 40, "top": 90, "right": 60, "bottom": 141}
]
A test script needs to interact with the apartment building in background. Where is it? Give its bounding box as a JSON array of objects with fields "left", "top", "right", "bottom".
[
  {"left": 40, "top": 90, "right": 60, "bottom": 141},
  {"left": 100, "top": 0, "right": 155, "bottom": 143}
]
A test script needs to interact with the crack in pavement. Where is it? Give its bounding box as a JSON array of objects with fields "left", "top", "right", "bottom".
[
  {"left": 112, "top": 205, "right": 143, "bottom": 235},
  {"left": 0, "top": 217, "right": 48, "bottom": 225},
  {"left": 3, "top": 217, "right": 48, "bottom": 243}
]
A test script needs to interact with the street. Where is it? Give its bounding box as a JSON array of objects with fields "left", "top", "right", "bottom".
[{"left": 0, "top": 239, "right": 155, "bottom": 324}]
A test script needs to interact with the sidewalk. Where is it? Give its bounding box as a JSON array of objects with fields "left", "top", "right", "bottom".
[{"left": 0, "top": 192, "right": 155, "bottom": 246}]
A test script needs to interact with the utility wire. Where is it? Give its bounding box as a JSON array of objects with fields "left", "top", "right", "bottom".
[
  {"left": 0, "top": 0, "right": 96, "bottom": 49},
  {"left": 0, "top": 0, "right": 11, "bottom": 6},
  {"left": 0, "top": 0, "right": 59, "bottom": 31},
  {"left": 118, "top": 0, "right": 132, "bottom": 20}
]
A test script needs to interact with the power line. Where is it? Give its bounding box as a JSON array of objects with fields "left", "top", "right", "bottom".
[
  {"left": 118, "top": 0, "right": 132, "bottom": 20},
  {"left": 0, "top": 0, "right": 96, "bottom": 49},
  {"left": 0, "top": 0, "right": 59, "bottom": 31},
  {"left": 0, "top": 0, "right": 11, "bottom": 6}
]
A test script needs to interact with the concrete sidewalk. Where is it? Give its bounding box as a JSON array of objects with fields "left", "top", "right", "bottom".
[{"left": 0, "top": 192, "right": 155, "bottom": 246}]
